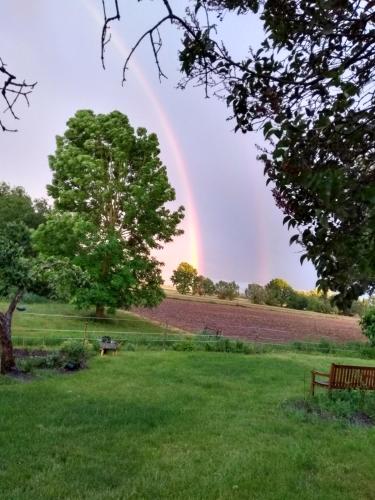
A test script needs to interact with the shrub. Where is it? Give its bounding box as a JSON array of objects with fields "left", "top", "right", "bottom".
[
  {"left": 18, "top": 359, "right": 34, "bottom": 373},
  {"left": 60, "top": 340, "right": 90, "bottom": 369},
  {"left": 305, "top": 295, "right": 337, "bottom": 314},
  {"left": 286, "top": 291, "right": 308, "bottom": 310},
  {"left": 360, "top": 308, "right": 375, "bottom": 346},
  {"left": 173, "top": 339, "right": 195, "bottom": 351}
]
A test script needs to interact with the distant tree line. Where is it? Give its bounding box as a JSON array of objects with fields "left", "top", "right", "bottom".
[
  {"left": 171, "top": 263, "right": 370, "bottom": 315},
  {"left": 171, "top": 262, "right": 238, "bottom": 300}
]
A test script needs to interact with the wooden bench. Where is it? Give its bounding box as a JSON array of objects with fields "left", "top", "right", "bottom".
[
  {"left": 311, "top": 363, "right": 375, "bottom": 395},
  {"left": 100, "top": 340, "right": 119, "bottom": 356}
]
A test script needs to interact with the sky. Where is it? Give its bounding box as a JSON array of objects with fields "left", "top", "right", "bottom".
[{"left": 0, "top": 0, "right": 317, "bottom": 291}]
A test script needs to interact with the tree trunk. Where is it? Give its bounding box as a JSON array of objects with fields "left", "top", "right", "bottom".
[
  {"left": 96, "top": 305, "right": 106, "bottom": 318},
  {"left": 0, "top": 291, "right": 23, "bottom": 374},
  {"left": 0, "top": 323, "right": 16, "bottom": 374}
]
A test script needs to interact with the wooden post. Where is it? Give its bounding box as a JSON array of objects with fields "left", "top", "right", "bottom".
[
  {"left": 83, "top": 321, "right": 88, "bottom": 343},
  {"left": 163, "top": 323, "right": 168, "bottom": 351}
]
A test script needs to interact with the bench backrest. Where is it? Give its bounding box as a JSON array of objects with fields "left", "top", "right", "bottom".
[{"left": 329, "top": 364, "right": 375, "bottom": 389}]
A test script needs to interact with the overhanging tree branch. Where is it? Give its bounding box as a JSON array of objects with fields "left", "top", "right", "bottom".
[
  {"left": 0, "top": 58, "right": 37, "bottom": 132},
  {"left": 100, "top": 0, "right": 121, "bottom": 69}
]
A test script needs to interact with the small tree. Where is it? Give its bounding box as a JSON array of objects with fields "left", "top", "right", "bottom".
[
  {"left": 34, "top": 110, "right": 184, "bottom": 317},
  {"left": 265, "top": 279, "right": 294, "bottom": 307},
  {"left": 245, "top": 283, "right": 267, "bottom": 304},
  {"left": 171, "top": 262, "right": 198, "bottom": 295},
  {"left": 215, "top": 281, "right": 239, "bottom": 301},
  {"left": 192, "top": 275, "right": 216, "bottom": 296},
  {"left": 201, "top": 277, "right": 216, "bottom": 296},
  {"left": 0, "top": 233, "right": 86, "bottom": 374}
]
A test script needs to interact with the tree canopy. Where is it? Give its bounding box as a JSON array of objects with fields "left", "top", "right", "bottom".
[
  {"left": 215, "top": 280, "right": 239, "bottom": 300},
  {"left": 34, "top": 110, "right": 184, "bottom": 316},
  {"left": 0, "top": 182, "right": 48, "bottom": 230},
  {"left": 171, "top": 262, "right": 198, "bottom": 294}
]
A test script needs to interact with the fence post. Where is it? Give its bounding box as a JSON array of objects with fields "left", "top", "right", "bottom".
[
  {"left": 83, "top": 321, "right": 88, "bottom": 344},
  {"left": 163, "top": 322, "right": 168, "bottom": 351}
]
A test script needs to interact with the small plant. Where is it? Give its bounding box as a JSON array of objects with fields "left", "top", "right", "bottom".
[
  {"left": 360, "top": 308, "right": 375, "bottom": 346},
  {"left": 18, "top": 359, "right": 34, "bottom": 373}
]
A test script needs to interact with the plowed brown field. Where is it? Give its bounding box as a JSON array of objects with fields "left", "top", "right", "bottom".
[{"left": 134, "top": 298, "right": 364, "bottom": 343}]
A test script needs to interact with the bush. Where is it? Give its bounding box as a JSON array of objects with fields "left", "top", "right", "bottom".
[
  {"left": 360, "top": 308, "right": 375, "bottom": 346},
  {"left": 18, "top": 359, "right": 34, "bottom": 373},
  {"left": 60, "top": 340, "right": 90, "bottom": 369},
  {"left": 286, "top": 292, "right": 308, "bottom": 310},
  {"left": 173, "top": 339, "right": 195, "bottom": 351},
  {"left": 305, "top": 295, "right": 337, "bottom": 314}
]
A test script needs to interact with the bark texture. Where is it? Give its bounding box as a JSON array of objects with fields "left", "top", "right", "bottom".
[
  {"left": 0, "top": 292, "right": 22, "bottom": 374},
  {"left": 96, "top": 305, "right": 106, "bottom": 318}
]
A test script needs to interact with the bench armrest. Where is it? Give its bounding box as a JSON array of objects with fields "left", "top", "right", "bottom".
[{"left": 312, "top": 370, "right": 329, "bottom": 377}]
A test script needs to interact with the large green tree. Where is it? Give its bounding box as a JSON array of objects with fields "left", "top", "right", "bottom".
[{"left": 33, "top": 110, "right": 184, "bottom": 317}]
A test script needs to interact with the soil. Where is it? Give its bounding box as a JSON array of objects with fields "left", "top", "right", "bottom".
[{"left": 134, "top": 298, "right": 364, "bottom": 344}]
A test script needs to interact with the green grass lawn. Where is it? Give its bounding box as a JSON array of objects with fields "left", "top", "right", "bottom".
[{"left": 1, "top": 350, "right": 375, "bottom": 499}]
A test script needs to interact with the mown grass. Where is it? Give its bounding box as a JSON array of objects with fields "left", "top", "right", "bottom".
[{"left": 0, "top": 350, "right": 375, "bottom": 499}]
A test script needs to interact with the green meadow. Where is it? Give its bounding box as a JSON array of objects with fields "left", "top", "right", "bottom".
[{"left": 1, "top": 302, "right": 375, "bottom": 499}]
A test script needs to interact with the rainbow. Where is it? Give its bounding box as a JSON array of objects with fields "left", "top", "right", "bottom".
[{"left": 81, "top": 0, "right": 202, "bottom": 272}]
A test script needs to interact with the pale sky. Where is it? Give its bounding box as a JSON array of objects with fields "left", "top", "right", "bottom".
[{"left": 0, "top": 0, "right": 317, "bottom": 290}]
